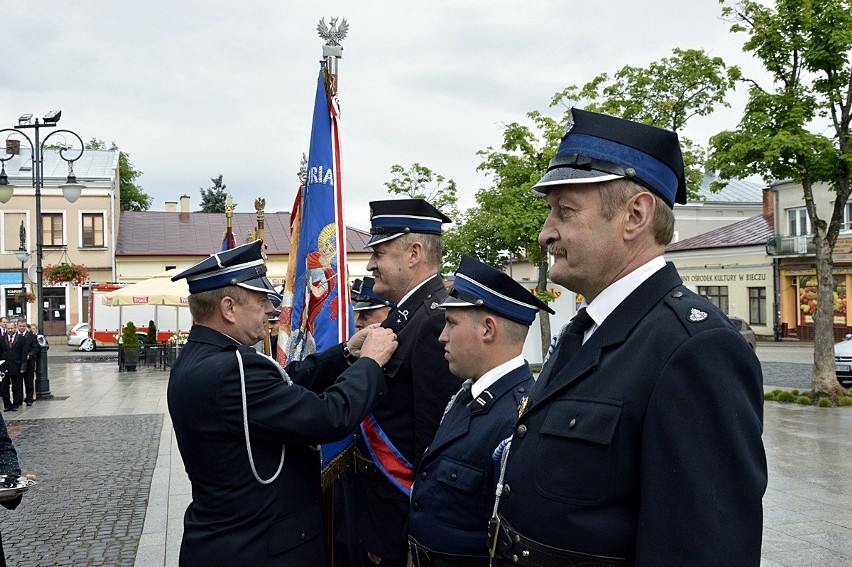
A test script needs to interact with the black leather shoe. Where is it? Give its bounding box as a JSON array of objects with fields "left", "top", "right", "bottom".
[
  {"left": 9, "top": 407, "right": 18, "bottom": 412},
  {"left": 25, "top": 402, "right": 32, "bottom": 407},
  {"left": 3, "top": 406, "right": 10, "bottom": 412}
]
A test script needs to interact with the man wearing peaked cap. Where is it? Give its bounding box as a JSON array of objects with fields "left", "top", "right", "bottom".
[
  {"left": 167, "top": 240, "right": 398, "bottom": 566},
  {"left": 408, "top": 256, "right": 551, "bottom": 566},
  {"left": 351, "top": 277, "right": 394, "bottom": 331},
  {"left": 364, "top": 198, "right": 452, "bottom": 248},
  {"left": 490, "top": 109, "right": 767, "bottom": 566},
  {"left": 351, "top": 199, "right": 460, "bottom": 567}
]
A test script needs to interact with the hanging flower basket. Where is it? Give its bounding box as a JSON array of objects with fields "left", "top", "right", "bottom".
[
  {"left": 43, "top": 262, "right": 89, "bottom": 286},
  {"left": 13, "top": 291, "right": 36, "bottom": 304}
]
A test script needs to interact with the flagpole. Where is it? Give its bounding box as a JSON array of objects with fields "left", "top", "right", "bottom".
[
  {"left": 255, "top": 197, "right": 271, "bottom": 356},
  {"left": 317, "top": 18, "right": 352, "bottom": 564},
  {"left": 318, "top": 16, "right": 351, "bottom": 342},
  {"left": 222, "top": 193, "right": 237, "bottom": 251}
]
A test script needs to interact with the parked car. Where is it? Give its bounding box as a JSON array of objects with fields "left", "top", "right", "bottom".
[
  {"left": 79, "top": 331, "right": 147, "bottom": 352},
  {"left": 67, "top": 322, "right": 90, "bottom": 347},
  {"left": 833, "top": 335, "right": 852, "bottom": 387},
  {"left": 728, "top": 315, "right": 757, "bottom": 350}
]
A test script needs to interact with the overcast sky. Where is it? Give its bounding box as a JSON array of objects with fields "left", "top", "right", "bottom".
[{"left": 3, "top": 1, "right": 764, "bottom": 230}]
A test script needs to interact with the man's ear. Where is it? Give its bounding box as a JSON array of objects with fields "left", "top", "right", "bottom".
[
  {"left": 623, "top": 191, "right": 656, "bottom": 241},
  {"left": 408, "top": 240, "right": 424, "bottom": 268},
  {"left": 481, "top": 314, "right": 498, "bottom": 344},
  {"left": 219, "top": 296, "right": 238, "bottom": 324}
]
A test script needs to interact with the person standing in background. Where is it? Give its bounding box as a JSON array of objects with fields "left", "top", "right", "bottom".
[
  {"left": 16, "top": 321, "right": 37, "bottom": 407},
  {"left": 0, "top": 323, "right": 25, "bottom": 412},
  {"left": 353, "top": 199, "right": 460, "bottom": 567},
  {"left": 351, "top": 277, "right": 394, "bottom": 332}
]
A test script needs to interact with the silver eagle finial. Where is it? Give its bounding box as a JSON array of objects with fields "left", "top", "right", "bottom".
[
  {"left": 317, "top": 17, "right": 348, "bottom": 47},
  {"left": 298, "top": 153, "right": 308, "bottom": 185}
]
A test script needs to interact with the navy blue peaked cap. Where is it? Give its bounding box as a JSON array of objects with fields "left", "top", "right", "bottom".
[
  {"left": 366, "top": 199, "right": 452, "bottom": 247},
  {"left": 351, "top": 277, "right": 395, "bottom": 311},
  {"left": 171, "top": 239, "right": 276, "bottom": 295},
  {"left": 443, "top": 255, "right": 554, "bottom": 325},
  {"left": 532, "top": 108, "right": 687, "bottom": 207}
]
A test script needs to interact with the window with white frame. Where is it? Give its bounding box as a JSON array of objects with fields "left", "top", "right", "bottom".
[
  {"left": 748, "top": 287, "right": 767, "bottom": 326},
  {"left": 787, "top": 207, "right": 811, "bottom": 236},
  {"left": 42, "top": 213, "right": 64, "bottom": 247},
  {"left": 844, "top": 202, "right": 852, "bottom": 231},
  {"left": 81, "top": 212, "right": 105, "bottom": 248},
  {"left": 2, "top": 212, "right": 27, "bottom": 252}
]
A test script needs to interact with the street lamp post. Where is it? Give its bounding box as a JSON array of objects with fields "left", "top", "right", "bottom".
[
  {"left": 0, "top": 111, "right": 85, "bottom": 399},
  {"left": 15, "top": 222, "right": 29, "bottom": 322}
]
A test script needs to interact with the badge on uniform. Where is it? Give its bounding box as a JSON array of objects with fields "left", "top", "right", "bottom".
[
  {"left": 386, "top": 308, "right": 410, "bottom": 330},
  {"left": 688, "top": 308, "right": 708, "bottom": 322},
  {"left": 517, "top": 396, "right": 529, "bottom": 418}
]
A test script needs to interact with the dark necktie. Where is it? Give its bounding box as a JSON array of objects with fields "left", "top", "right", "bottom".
[
  {"left": 447, "top": 382, "right": 474, "bottom": 424},
  {"left": 551, "top": 308, "right": 594, "bottom": 372}
]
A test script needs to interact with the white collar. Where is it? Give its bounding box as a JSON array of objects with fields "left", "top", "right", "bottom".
[
  {"left": 581, "top": 256, "right": 666, "bottom": 341},
  {"left": 397, "top": 275, "right": 436, "bottom": 307},
  {"left": 471, "top": 354, "right": 525, "bottom": 398}
]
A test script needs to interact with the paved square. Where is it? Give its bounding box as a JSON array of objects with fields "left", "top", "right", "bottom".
[{"left": 5, "top": 415, "right": 162, "bottom": 567}]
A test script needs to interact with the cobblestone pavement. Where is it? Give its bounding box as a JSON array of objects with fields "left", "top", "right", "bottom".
[{"left": 5, "top": 414, "right": 162, "bottom": 567}]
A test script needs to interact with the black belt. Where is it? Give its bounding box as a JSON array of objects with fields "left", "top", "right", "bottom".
[
  {"left": 488, "top": 515, "right": 626, "bottom": 567},
  {"left": 353, "top": 450, "right": 379, "bottom": 477},
  {"left": 408, "top": 536, "right": 489, "bottom": 567}
]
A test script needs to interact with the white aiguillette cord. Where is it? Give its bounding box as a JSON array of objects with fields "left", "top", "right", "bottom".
[{"left": 236, "top": 349, "right": 287, "bottom": 485}]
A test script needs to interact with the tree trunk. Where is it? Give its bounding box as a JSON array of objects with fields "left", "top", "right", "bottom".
[
  {"left": 536, "top": 248, "right": 552, "bottom": 360},
  {"left": 812, "top": 230, "right": 848, "bottom": 396}
]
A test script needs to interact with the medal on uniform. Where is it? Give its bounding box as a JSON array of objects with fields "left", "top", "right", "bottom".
[{"left": 517, "top": 395, "right": 529, "bottom": 418}]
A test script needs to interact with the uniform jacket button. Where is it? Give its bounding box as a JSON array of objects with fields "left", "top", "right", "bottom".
[
  {"left": 420, "top": 471, "right": 427, "bottom": 480},
  {"left": 412, "top": 502, "right": 421, "bottom": 511},
  {"left": 450, "top": 473, "right": 458, "bottom": 481},
  {"left": 503, "top": 484, "right": 511, "bottom": 498},
  {"left": 517, "top": 424, "right": 527, "bottom": 437},
  {"left": 569, "top": 418, "right": 576, "bottom": 429}
]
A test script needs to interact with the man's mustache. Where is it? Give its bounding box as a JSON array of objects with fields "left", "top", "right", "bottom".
[{"left": 548, "top": 245, "right": 567, "bottom": 257}]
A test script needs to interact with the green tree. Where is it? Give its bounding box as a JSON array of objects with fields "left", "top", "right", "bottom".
[
  {"left": 451, "top": 50, "right": 738, "bottom": 357},
  {"left": 199, "top": 174, "right": 233, "bottom": 213},
  {"left": 85, "top": 138, "right": 151, "bottom": 211},
  {"left": 709, "top": 0, "right": 852, "bottom": 396},
  {"left": 384, "top": 163, "right": 459, "bottom": 221},
  {"left": 446, "top": 111, "right": 562, "bottom": 357},
  {"left": 551, "top": 48, "right": 741, "bottom": 198}
]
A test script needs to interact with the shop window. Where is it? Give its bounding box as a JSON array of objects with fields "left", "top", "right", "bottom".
[
  {"left": 748, "top": 287, "right": 766, "bottom": 326},
  {"left": 698, "top": 286, "right": 729, "bottom": 314}
]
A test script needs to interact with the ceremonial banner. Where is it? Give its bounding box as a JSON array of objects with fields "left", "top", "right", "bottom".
[
  {"left": 282, "top": 62, "right": 352, "bottom": 367},
  {"left": 221, "top": 227, "right": 236, "bottom": 251}
]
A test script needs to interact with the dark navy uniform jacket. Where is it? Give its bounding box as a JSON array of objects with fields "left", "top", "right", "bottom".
[
  {"left": 168, "top": 325, "right": 387, "bottom": 567},
  {"left": 496, "top": 263, "right": 767, "bottom": 566},
  {"left": 409, "top": 364, "right": 533, "bottom": 557},
  {"left": 353, "top": 275, "right": 460, "bottom": 560}
]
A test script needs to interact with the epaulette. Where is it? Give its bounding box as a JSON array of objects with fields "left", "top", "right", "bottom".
[{"left": 663, "top": 286, "right": 724, "bottom": 337}]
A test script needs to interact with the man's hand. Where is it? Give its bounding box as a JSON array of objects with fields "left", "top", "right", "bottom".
[
  {"left": 358, "top": 327, "right": 397, "bottom": 367},
  {"left": 345, "top": 324, "right": 381, "bottom": 358}
]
